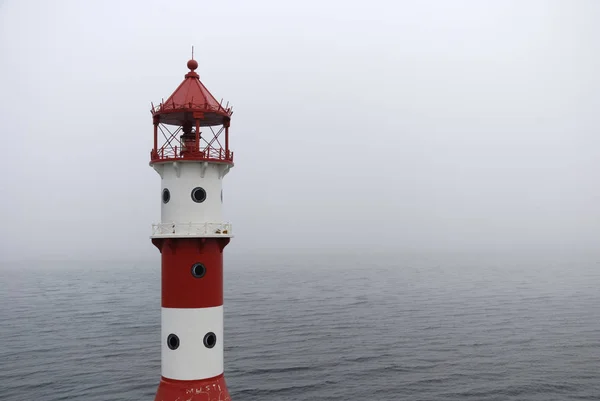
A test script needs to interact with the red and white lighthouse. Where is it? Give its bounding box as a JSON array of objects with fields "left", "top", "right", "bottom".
[{"left": 149, "top": 56, "right": 234, "bottom": 401}]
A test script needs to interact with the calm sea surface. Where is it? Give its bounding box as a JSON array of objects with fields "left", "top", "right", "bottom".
[{"left": 1, "top": 252, "right": 600, "bottom": 400}]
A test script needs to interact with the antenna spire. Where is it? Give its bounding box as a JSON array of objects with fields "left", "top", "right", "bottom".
[{"left": 191, "top": 45, "right": 194, "bottom": 60}]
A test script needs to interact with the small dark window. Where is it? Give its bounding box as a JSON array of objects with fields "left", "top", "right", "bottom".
[
  {"left": 162, "top": 188, "right": 170, "bottom": 204},
  {"left": 191, "top": 187, "right": 206, "bottom": 203},
  {"left": 191, "top": 263, "right": 206, "bottom": 278},
  {"left": 167, "top": 334, "right": 179, "bottom": 350},
  {"left": 220, "top": 190, "right": 223, "bottom": 203},
  {"left": 203, "top": 332, "right": 217, "bottom": 349}
]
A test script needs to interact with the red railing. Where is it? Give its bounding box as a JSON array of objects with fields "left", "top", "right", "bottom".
[
  {"left": 152, "top": 102, "right": 232, "bottom": 116},
  {"left": 150, "top": 146, "right": 234, "bottom": 164}
]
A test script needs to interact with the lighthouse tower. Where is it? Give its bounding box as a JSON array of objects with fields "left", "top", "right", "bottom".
[{"left": 149, "top": 57, "right": 234, "bottom": 401}]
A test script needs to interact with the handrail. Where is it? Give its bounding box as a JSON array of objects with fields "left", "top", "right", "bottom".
[
  {"left": 150, "top": 147, "right": 234, "bottom": 163},
  {"left": 152, "top": 222, "right": 232, "bottom": 236},
  {"left": 152, "top": 102, "right": 232, "bottom": 115}
]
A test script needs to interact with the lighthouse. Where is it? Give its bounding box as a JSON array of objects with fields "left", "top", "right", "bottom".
[{"left": 149, "top": 56, "right": 234, "bottom": 400}]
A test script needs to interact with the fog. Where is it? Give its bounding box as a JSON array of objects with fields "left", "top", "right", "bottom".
[{"left": 0, "top": 0, "right": 599, "bottom": 261}]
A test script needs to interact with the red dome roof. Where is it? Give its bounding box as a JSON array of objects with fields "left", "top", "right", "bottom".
[{"left": 152, "top": 60, "right": 232, "bottom": 127}]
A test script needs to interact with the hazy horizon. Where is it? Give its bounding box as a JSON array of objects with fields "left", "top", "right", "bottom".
[{"left": 1, "top": 0, "right": 599, "bottom": 262}]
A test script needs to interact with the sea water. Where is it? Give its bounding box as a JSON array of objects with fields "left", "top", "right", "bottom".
[{"left": 1, "top": 251, "right": 599, "bottom": 400}]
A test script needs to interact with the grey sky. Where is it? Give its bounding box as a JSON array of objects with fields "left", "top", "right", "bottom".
[{"left": 1, "top": 0, "right": 599, "bottom": 261}]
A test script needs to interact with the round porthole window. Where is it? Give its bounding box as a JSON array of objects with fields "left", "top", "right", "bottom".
[
  {"left": 191, "top": 263, "right": 206, "bottom": 278},
  {"left": 191, "top": 187, "right": 206, "bottom": 203},
  {"left": 167, "top": 334, "right": 179, "bottom": 350},
  {"left": 162, "top": 188, "right": 170, "bottom": 204},
  {"left": 203, "top": 332, "right": 217, "bottom": 349}
]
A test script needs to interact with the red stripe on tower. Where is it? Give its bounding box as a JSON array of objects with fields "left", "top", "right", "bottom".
[
  {"left": 148, "top": 55, "right": 235, "bottom": 401},
  {"left": 158, "top": 238, "right": 228, "bottom": 308}
]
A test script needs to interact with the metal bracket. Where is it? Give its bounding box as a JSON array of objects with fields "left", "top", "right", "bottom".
[{"left": 200, "top": 162, "right": 208, "bottom": 178}]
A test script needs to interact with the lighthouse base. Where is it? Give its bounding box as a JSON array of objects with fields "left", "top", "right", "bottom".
[{"left": 154, "top": 374, "right": 230, "bottom": 401}]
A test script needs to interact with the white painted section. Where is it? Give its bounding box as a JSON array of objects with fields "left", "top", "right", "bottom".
[
  {"left": 155, "top": 161, "right": 229, "bottom": 227},
  {"left": 152, "top": 222, "right": 232, "bottom": 238},
  {"left": 161, "top": 306, "right": 224, "bottom": 380}
]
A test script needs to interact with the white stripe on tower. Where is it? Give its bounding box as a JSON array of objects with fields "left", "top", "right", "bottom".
[{"left": 161, "top": 306, "right": 224, "bottom": 380}]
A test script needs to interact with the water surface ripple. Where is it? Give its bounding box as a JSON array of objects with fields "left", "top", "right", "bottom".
[{"left": 1, "top": 253, "right": 600, "bottom": 400}]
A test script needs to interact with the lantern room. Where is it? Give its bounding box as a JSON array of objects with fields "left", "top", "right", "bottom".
[{"left": 150, "top": 58, "right": 234, "bottom": 165}]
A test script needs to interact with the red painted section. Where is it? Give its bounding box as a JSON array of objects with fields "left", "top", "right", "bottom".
[
  {"left": 154, "top": 238, "right": 229, "bottom": 308},
  {"left": 154, "top": 374, "right": 230, "bottom": 401},
  {"left": 152, "top": 59, "right": 232, "bottom": 127},
  {"left": 149, "top": 59, "right": 234, "bottom": 165},
  {"left": 150, "top": 149, "right": 234, "bottom": 165}
]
